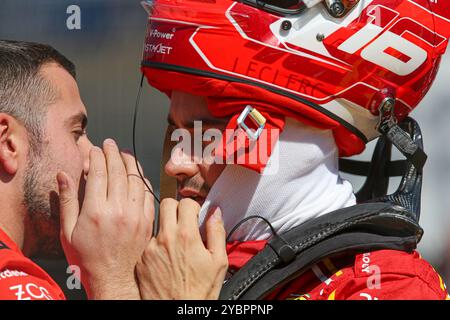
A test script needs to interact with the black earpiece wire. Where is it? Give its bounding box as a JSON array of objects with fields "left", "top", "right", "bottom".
[
  {"left": 132, "top": 73, "right": 161, "bottom": 205},
  {"left": 225, "top": 215, "right": 279, "bottom": 277}
]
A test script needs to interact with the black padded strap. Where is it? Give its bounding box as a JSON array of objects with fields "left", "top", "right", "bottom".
[
  {"left": 239, "top": 232, "right": 417, "bottom": 300},
  {"left": 339, "top": 159, "right": 407, "bottom": 177},
  {"left": 219, "top": 202, "right": 423, "bottom": 300}
]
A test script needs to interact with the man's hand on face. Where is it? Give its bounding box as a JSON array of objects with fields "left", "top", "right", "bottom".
[
  {"left": 136, "top": 199, "right": 228, "bottom": 300},
  {"left": 56, "top": 139, "right": 154, "bottom": 300}
]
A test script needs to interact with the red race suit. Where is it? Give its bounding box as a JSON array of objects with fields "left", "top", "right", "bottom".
[
  {"left": 0, "top": 228, "right": 65, "bottom": 300},
  {"left": 227, "top": 241, "right": 450, "bottom": 300}
]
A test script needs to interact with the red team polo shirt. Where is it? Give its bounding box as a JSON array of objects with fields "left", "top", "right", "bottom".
[{"left": 0, "top": 228, "right": 65, "bottom": 300}]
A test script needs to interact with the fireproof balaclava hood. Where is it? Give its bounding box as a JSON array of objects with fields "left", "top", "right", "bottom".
[{"left": 198, "top": 118, "right": 356, "bottom": 242}]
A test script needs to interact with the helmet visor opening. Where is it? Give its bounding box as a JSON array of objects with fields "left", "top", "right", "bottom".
[
  {"left": 238, "top": 0, "right": 306, "bottom": 16},
  {"left": 238, "top": 0, "right": 361, "bottom": 18}
]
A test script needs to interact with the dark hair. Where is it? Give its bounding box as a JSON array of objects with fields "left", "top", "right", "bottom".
[{"left": 0, "top": 40, "right": 76, "bottom": 151}]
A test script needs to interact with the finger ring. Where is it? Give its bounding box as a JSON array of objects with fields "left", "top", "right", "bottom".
[{"left": 127, "top": 174, "right": 142, "bottom": 180}]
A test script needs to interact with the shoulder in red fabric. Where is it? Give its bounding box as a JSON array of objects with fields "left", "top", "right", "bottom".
[
  {"left": 304, "top": 250, "right": 450, "bottom": 300},
  {"left": 0, "top": 228, "right": 65, "bottom": 300}
]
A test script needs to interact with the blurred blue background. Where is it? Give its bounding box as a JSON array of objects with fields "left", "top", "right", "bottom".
[{"left": 1, "top": 0, "right": 449, "bottom": 299}]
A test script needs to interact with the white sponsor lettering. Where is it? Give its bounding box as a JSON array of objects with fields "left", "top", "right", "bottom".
[
  {"left": 150, "top": 29, "right": 175, "bottom": 40},
  {"left": 145, "top": 43, "right": 173, "bottom": 55},
  {"left": 360, "top": 293, "right": 379, "bottom": 300},
  {"left": 9, "top": 283, "right": 53, "bottom": 300},
  {"left": 361, "top": 253, "right": 372, "bottom": 273},
  {"left": 361, "top": 253, "right": 382, "bottom": 290},
  {"left": 0, "top": 269, "right": 28, "bottom": 280}
]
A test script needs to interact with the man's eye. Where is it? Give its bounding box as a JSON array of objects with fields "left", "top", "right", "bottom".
[{"left": 73, "top": 129, "right": 86, "bottom": 141}]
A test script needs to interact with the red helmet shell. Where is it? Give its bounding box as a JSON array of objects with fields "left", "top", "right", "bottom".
[{"left": 141, "top": 0, "right": 450, "bottom": 161}]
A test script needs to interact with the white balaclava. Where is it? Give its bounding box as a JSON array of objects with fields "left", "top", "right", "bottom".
[{"left": 198, "top": 118, "right": 356, "bottom": 241}]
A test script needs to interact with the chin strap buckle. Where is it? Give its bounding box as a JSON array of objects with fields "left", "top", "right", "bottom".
[
  {"left": 237, "top": 105, "right": 267, "bottom": 141},
  {"left": 377, "top": 97, "right": 427, "bottom": 172}
]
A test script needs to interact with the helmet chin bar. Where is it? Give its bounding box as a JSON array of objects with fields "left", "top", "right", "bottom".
[{"left": 339, "top": 115, "right": 426, "bottom": 223}]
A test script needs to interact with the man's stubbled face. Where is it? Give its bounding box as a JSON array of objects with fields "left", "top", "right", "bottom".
[
  {"left": 23, "top": 63, "right": 92, "bottom": 258},
  {"left": 165, "top": 91, "right": 228, "bottom": 206},
  {"left": 23, "top": 141, "right": 61, "bottom": 257}
]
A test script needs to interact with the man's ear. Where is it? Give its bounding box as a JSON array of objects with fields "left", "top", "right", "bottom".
[{"left": 0, "top": 113, "right": 22, "bottom": 175}]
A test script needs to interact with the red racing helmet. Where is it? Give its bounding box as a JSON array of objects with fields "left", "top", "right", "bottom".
[{"left": 141, "top": 0, "right": 450, "bottom": 172}]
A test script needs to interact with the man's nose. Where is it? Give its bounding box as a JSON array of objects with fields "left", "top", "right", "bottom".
[
  {"left": 82, "top": 137, "right": 94, "bottom": 176},
  {"left": 164, "top": 147, "right": 198, "bottom": 179}
]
